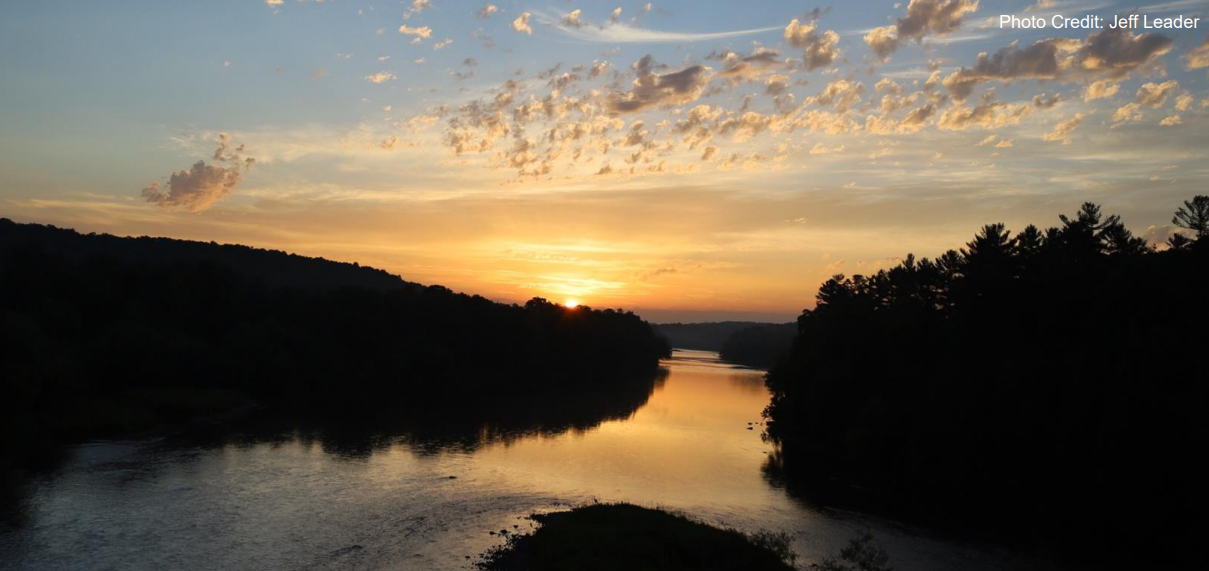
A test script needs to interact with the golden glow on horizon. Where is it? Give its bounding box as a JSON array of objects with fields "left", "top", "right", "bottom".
[{"left": 564, "top": 299, "right": 580, "bottom": 309}]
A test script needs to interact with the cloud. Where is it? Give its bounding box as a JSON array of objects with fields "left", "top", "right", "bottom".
[
  {"left": 512, "top": 12, "right": 533, "bottom": 35},
  {"left": 811, "top": 79, "right": 864, "bottom": 112},
  {"left": 364, "top": 71, "right": 397, "bottom": 84},
  {"left": 784, "top": 18, "right": 841, "bottom": 72},
  {"left": 562, "top": 9, "right": 585, "bottom": 28},
  {"left": 1032, "top": 93, "right": 1061, "bottom": 109},
  {"left": 141, "top": 134, "right": 254, "bottom": 212},
  {"left": 938, "top": 90, "right": 1032, "bottom": 130},
  {"left": 942, "top": 28, "right": 1173, "bottom": 100},
  {"left": 611, "top": 7, "right": 623, "bottom": 23},
  {"left": 809, "top": 142, "right": 845, "bottom": 155},
  {"left": 1083, "top": 80, "right": 1120, "bottom": 101},
  {"left": 543, "top": 15, "right": 780, "bottom": 44},
  {"left": 605, "top": 56, "right": 713, "bottom": 114},
  {"left": 1135, "top": 80, "right": 1180, "bottom": 108},
  {"left": 766, "top": 74, "right": 790, "bottom": 95},
  {"left": 477, "top": 5, "right": 498, "bottom": 19},
  {"left": 1112, "top": 102, "right": 1143, "bottom": 124},
  {"left": 433, "top": 38, "right": 453, "bottom": 50},
  {"left": 865, "top": 0, "right": 981, "bottom": 61},
  {"left": 715, "top": 49, "right": 786, "bottom": 84},
  {"left": 1186, "top": 36, "right": 1209, "bottom": 69},
  {"left": 1159, "top": 114, "right": 1182, "bottom": 126},
  {"left": 403, "top": 0, "right": 431, "bottom": 20},
  {"left": 399, "top": 25, "right": 433, "bottom": 39},
  {"left": 1043, "top": 113, "right": 1085, "bottom": 143}
]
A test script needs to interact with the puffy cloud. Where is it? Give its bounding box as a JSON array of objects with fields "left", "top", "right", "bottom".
[
  {"left": 765, "top": 74, "right": 790, "bottom": 95},
  {"left": 589, "top": 61, "right": 611, "bottom": 79},
  {"left": 513, "top": 12, "right": 533, "bottom": 35},
  {"left": 364, "top": 71, "right": 397, "bottom": 84},
  {"left": 605, "top": 56, "right": 713, "bottom": 114},
  {"left": 1186, "top": 37, "right": 1209, "bottom": 69},
  {"left": 1083, "top": 80, "right": 1119, "bottom": 101},
  {"left": 433, "top": 38, "right": 453, "bottom": 50},
  {"left": 477, "top": 5, "right": 498, "bottom": 19},
  {"left": 942, "top": 38, "right": 1076, "bottom": 100},
  {"left": 562, "top": 9, "right": 585, "bottom": 28},
  {"left": 403, "top": 0, "right": 431, "bottom": 20},
  {"left": 1042, "top": 113, "right": 1084, "bottom": 144},
  {"left": 942, "top": 28, "right": 1172, "bottom": 101},
  {"left": 1160, "top": 114, "right": 1182, "bottom": 126},
  {"left": 1135, "top": 80, "right": 1180, "bottom": 108},
  {"left": 715, "top": 49, "right": 785, "bottom": 84},
  {"left": 718, "top": 111, "right": 774, "bottom": 142},
  {"left": 784, "top": 19, "right": 841, "bottom": 72},
  {"left": 611, "top": 7, "right": 623, "bottom": 23},
  {"left": 141, "top": 134, "right": 254, "bottom": 212},
  {"left": 399, "top": 25, "right": 433, "bottom": 39},
  {"left": 875, "top": 78, "right": 904, "bottom": 95},
  {"left": 1077, "top": 28, "right": 1174, "bottom": 78},
  {"left": 865, "top": 0, "right": 981, "bottom": 61},
  {"left": 1174, "top": 94, "right": 1193, "bottom": 112},
  {"left": 937, "top": 90, "right": 1031, "bottom": 130},
  {"left": 1112, "top": 102, "right": 1143, "bottom": 124},
  {"left": 811, "top": 79, "right": 864, "bottom": 112},
  {"left": 1032, "top": 93, "right": 1061, "bottom": 109}
]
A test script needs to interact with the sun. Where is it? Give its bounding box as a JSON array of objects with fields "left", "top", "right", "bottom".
[{"left": 564, "top": 299, "right": 580, "bottom": 309}]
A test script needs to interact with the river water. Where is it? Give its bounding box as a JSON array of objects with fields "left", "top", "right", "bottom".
[{"left": 0, "top": 350, "right": 1062, "bottom": 571}]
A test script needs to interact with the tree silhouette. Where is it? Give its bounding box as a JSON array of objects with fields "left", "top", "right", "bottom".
[
  {"left": 763, "top": 198, "right": 1209, "bottom": 568},
  {"left": 1172, "top": 195, "right": 1209, "bottom": 240}
]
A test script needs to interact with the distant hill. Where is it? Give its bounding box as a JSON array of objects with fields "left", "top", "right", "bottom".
[
  {"left": 719, "top": 323, "right": 796, "bottom": 370},
  {"left": 652, "top": 321, "right": 777, "bottom": 351},
  {"left": 0, "top": 218, "right": 414, "bottom": 292}
]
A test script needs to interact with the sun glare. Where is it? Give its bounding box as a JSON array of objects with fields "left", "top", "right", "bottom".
[{"left": 565, "top": 299, "right": 580, "bottom": 309}]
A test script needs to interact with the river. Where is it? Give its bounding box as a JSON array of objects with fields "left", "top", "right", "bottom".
[{"left": 0, "top": 350, "right": 1062, "bottom": 570}]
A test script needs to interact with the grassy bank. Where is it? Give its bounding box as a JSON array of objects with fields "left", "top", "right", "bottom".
[{"left": 477, "top": 503, "right": 797, "bottom": 571}]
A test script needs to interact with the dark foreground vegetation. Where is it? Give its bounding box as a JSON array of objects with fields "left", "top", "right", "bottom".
[
  {"left": 719, "top": 323, "right": 796, "bottom": 369},
  {"left": 476, "top": 503, "right": 799, "bottom": 571},
  {"left": 764, "top": 198, "right": 1209, "bottom": 566},
  {"left": 0, "top": 219, "right": 670, "bottom": 472}
]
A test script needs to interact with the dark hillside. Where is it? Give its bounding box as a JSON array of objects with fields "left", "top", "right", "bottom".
[{"left": 0, "top": 218, "right": 670, "bottom": 472}]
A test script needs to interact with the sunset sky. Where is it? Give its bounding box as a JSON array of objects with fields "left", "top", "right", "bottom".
[{"left": 2, "top": 0, "right": 1207, "bottom": 321}]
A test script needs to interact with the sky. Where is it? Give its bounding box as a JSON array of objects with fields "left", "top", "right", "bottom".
[{"left": 1, "top": 0, "right": 1207, "bottom": 322}]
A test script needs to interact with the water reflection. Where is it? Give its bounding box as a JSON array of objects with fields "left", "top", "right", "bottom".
[
  {"left": 184, "top": 368, "right": 668, "bottom": 460},
  {"left": 0, "top": 351, "right": 1063, "bottom": 571}
]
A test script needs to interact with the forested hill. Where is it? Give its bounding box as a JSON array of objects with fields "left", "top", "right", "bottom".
[
  {"left": 0, "top": 218, "right": 670, "bottom": 470},
  {"left": 652, "top": 322, "right": 772, "bottom": 351},
  {"left": 0, "top": 218, "right": 413, "bottom": 292},
  {"left": 763, "top": 198, "right": 1209, "bottom": 566}
]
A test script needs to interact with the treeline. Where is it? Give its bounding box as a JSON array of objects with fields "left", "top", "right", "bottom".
[
  {"left": 719, "top": 323, "right": 796, "bottom": 369},
  {"left": 764, "top": 198, "right": 1209, "bottom": 564},
  {"left": 652, "top": 321, "right": 772, "bottom": 351},
  {"left": 0, "top": 219, "right": 669, "bottom": 470}
]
